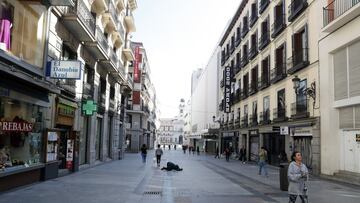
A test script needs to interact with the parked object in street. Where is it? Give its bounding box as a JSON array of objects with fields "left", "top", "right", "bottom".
[
  {"left": 140, "top": 144, "right": 147, "bottom": 163},
  {"left": 288, "top": 151, "right": 309, "bottom": 203},
  {"left": 258, "top": 147, "right": 268, "bottom": 177},
  {"left": 161, "top": 162, "right": 183, "bottom": 171},
  {"left": 155, "top": 144, "right": 163, "bottom": 167}
]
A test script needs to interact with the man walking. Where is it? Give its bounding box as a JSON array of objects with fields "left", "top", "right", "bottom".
[
  {"left": 239, "top": 146, "right": 246, "bottom": 164},
  {"left": 214, "top": 146, "right": 219, "bottom": 159},
  {"left": 224, "top": 147, "right": 231, "bottom": 162},
  {"left": 258, "top": 147, "right": 268, "bottom": 177},
  {"left": 140, "top": 144, "right": 147, "bottom": 163},
  {"left": 155, "top": 144, "right": 163, "bottom": 167}
]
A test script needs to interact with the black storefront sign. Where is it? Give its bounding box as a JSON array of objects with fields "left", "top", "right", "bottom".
[{"left": 224, "top": 66, "right": 231, "bottom": 113}]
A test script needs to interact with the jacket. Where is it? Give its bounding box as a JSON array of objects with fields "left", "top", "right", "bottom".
[{"left": 288, "top": 161, "right": 308, "bottom": 195}]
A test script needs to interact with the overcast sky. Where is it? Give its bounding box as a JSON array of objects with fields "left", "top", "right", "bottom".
[{"left": 133, "top": 0, "right": 240, "bottom": 118}]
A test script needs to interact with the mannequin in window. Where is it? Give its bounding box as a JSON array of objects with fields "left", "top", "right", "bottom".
[{"left": 0, "top": 1, "right": 13, "bottom": 51}]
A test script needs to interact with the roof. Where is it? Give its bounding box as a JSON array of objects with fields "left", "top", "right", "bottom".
[{"left": 219, "top": 0, "right": 249, "bottom": 47}]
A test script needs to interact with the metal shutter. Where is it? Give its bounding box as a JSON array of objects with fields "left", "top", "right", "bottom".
[
  {"left": 349, "top": 40, "right": 360, "bottom": 97},
  {"left": 333, "top": 48, "right": 348, "bottom": 101},
  {"left": 356, "top": 105, "right": 360, "bottom": 129},
  {"left": 339, "top": 107, "right": 354, "bottom": 129}
]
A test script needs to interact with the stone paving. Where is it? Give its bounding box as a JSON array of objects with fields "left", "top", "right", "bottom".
[{"left": 1, "top": 149, "right": 360, "bottom": 203}]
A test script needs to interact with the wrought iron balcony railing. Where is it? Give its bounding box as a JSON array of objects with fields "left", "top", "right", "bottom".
[
  {"left": 273, "top": 107, "right": 288, "bottom": 122},
  {"left": 291, "top": 99, "right": 310, "bottom": 119},
  {"left": 96, "top": 26, "right": 109, "bottom": 54},
  {"left": 271, "top": 15, "right": 286, "bottom": 38},
  {"left": 259, "top": 0, "right": 270, "bottom": 14},
  {"left": 270, "top": 63, "right": 287, "bottom": 84},
  {"left": 259, "top": 110, "right": 271, "bottom": 125},
  {"left": 64, "top": 0, "right": 96, "bottom": 37},
  {"left": 249, "top": 44, "right": 258, "bottom": 60},
  {"left": 288, "top": 0, "right": 308, "bottom": 22},
  {"left": 259, "top": 31, "right": 270, "bottom": 50},
  {"left": 258, "top": 74, "right": 270, "bottom": 90},
  {"left": 287, "top": 48, "right": 309, "bottom": 74},
  {"left": 241, "top": 54, "right": 249, "bottom": 67}
]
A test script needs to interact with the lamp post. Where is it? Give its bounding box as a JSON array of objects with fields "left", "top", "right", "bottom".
[{"left": 292, "top": 75, "right": 317, "bottom": 111}]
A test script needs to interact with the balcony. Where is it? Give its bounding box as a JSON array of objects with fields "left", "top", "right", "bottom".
[
  {"left": 259, "top": 0, "right": 270, "bottom": 14},
  {"left": 271, "top": 16, "right": 286, "bottom": 38},
  {"left": 61, "top": 0, "right": 96, "bottom": 42},
  {"left": 288, "top": 0, "right": 308, "bottom": 22},
  {"left": 109, "top": 98, "right": 116, "bottom": 112},
  {"left": 270, "top": 63, "right": 287, "bottom": 84},
  {"left": 230, "top": 44, "right": 235, "bottom": 54},
  {"left": 103, "top": 1, "right": 118, "bottom": 33},
  {"left": 249, "top": 45, "right": 258, "bottom": 60},
  {"left": 242, "top": 26, "right": 249, "bottom": 38},
  {"left": 240, "top": 89, "right": 249, "bottom": 100},
  {"left": 235, "top": 36, "right": 241, "bottom": 47},
  {"left": 250, "top": 13, "right": 258, "bottom": 28},
  {"left": 225, "top": 52, "right": 230, "bottom": 61},
  {"left": 240, "top": 115, "right": 249, "bottom": 128},
  {"left": 259, "top": 31, "right": 270, "bottom": 50},
  {"left": 323, "top": 0, "right": 360, "bottom": 32},
  {"left": 123, "top": 47, "right": 135, "bottom": 61},
  {"left": 291, "top": 99, "right": 310, "bottom": 119},
  {"left": 249, "top": 114, "right": 258, "bottom": 127},
  {"left": 116, "top": 0, "right": 126, "bottom": 11},
  {"left": 235, "top": 89, "right": 241, "bottom": 103},
  {"left": 249, "top": 81, "right": 258, "bottom": 95},
  {"left": 84, "top": 26, "right": 109, "bottom": 60},
  {"left": 241, "top": 54, "right": 249, "bottom": 68},
  {"left": 125, "top": 10, "right": 136, "bottom": 32},
  {"left": 287, "top": 48, "right": 309, "bottom": 74},
  {"left": 98, "top": 93, "right": 106, "bottom": 113},
  {"left": 83, "top": 82, "right": 93, "bottom": 99},
  {"left": 258, "top": 74, "right": 270, "bottom": 90},
  {"left": 221, "top": 55, "right": 225, "bottom": 66},
  {"left": 259, "top": 110, "right": 271, "bottom": 125},
  {"left": 235, "top": 63, "right": 241, "bottom": 74},
  {"left": 128, "top": 0, "right": 138, "bottom": 10},
  {"left": 101, "top": 49, "right": 117, "bottom": 71},
  {"left": 273, "top": 107, "right": 288, "bottom": 123}
]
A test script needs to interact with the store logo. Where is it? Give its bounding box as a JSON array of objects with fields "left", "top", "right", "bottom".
[
  {"left": 0, "top": 121, "right": 33, "bottom": 132},
  {"left": 224, "top": 66, "right": 231, "bottom": 113}
]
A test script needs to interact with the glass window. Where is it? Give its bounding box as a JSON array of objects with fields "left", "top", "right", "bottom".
[
  {"left": 1, "top": 1, "right": 47, "bottom": 67},
  {"left": 0, "top": 97, "right": 44, "bottom": 171}
]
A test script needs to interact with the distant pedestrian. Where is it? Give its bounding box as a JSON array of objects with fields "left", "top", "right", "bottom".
[
  {"left": 239, "top": 146, "right": 246, "bottom": 163},
  {"left": 182, "top": 145, "right": 186, "bottom": 154},
  {"left": 224, "top": 147, "right": 230, "bottom": 162},
  {"left": 140, "top": 144, "right": 147, "bottom": 163},
  {"left": 168, "top": 145, "right": 171, "bottom": 150},
  {"left": 288, "top": 151, "right": 309, "bottom": 203},
  {"left": 188, "top": 146, "right": 192, "bottom": 154},
  {"left": 196, "top": 146, "right": 200, "bottom": 155},
  {"left": 155, "top": 144, "right": 163, "bottom": 167},
  {"left": 258, "top": 147, "right": 268, "bottom": 177},
  {"left": 214, "top": 147, "right": 219, "bottom": 159}
]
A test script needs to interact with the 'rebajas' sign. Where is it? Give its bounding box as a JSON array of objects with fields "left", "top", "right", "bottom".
[{"left": 0, "top": 121, "right": 33, "bottom": 132}]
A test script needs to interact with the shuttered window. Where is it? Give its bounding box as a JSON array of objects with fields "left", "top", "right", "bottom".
[
  {"left": 355, "top": 105, "right": 360, "bottom": 129},
  {"left": 339, "top": 107, "right": 354, "bottom": 129},
  {"left": 349, "top": 40, "right": 360, "bottom": 97},
  {"left": 333, "top": 48, "right": 348, "bottom": 100}
]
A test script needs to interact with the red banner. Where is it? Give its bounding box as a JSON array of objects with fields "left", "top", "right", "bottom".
[{"left": 134, "top": 46, "right": 141, "bottom": 83}]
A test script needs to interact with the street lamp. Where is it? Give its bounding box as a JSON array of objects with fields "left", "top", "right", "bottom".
[{"left": 292, "top": 76, "right": 316, "bottom": 101}]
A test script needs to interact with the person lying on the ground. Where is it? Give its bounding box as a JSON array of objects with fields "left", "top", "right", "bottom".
[{"left": 161, "top": 162, "right": 183, "bottom": 171}]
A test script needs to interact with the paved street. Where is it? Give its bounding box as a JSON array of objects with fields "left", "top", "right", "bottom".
[{"left": 1, "top": 150, "right": 360, "bottom": 203}]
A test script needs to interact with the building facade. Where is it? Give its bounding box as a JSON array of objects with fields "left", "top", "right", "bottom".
[
  {"left": 125, "top": 42, "right": 157, "bottom": 152},
  {"left": 319, "top": 0, "right": 360, "bottom": 183},
  {"left": 0, "top": 0, "right": 139, "bottom": 191},
  {"left": 218, "top": 0, "right": 321, "bottom": 174},
  {"left": 190, "top": 47, "right": 221, "bottom": 153}
]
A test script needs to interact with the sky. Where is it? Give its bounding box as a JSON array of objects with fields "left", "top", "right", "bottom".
[{"left": 132, "top": 0, "right": 241, "bottom": 118}]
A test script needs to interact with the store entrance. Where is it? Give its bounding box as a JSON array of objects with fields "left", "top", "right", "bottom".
[
  {"left": 56, "top": 126, "right": 74, "bottom": 173},
  {"left": 263, "top": 133, "right": 285, "bottom": 166}
]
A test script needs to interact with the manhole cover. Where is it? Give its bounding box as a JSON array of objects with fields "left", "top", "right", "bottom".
[{"left": 143, "top": 191, "right": 162, "bottom": 195}]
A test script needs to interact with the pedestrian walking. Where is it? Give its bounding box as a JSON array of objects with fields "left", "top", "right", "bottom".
[
  {"left": 214, "top": 147, "right": 219, "bottom": 159},
  {"left": 239, "top": 146, "right": 246, "bottom": 163},
  {"left": 140, "top": 144, "right": 147, "bottom": 163},
  {"left": 258, "top": 147, "right": 268, "bottom": 177},
  {"left": 224, "top": 147, "right": 230, "bottom": 162},
  {"left": 155, "top": 144, "right": 163, "bottom": 167},
  {"left": 192, "top": 146, "right": 195, "bottom": 155},
  {"left": 182, "top": 145, "right": 186, "bottom": 154},
  {"left": 168, "top": 145, "right": 171, "bottom": 150},
  {"left": 288, "top": 151, "right": 309, "bottom": 203},
  {"left": 196, "top": 146, "right": 200, "bottom": 155},
  {"left": 188, "top": 146, "right": 192, "bottom": 154}
]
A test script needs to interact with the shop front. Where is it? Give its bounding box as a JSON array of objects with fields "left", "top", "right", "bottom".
[
  {"left": 221, "top": 132, "right": 237, "bottom": 153},
  {"left": 290, "top": 126, "right": 313, "bottom": 170},
  {"left": 0, "top": 81, "right": 49, "bottom": 191},
  {"left": 249, "top": 130, "right": 259, "bottom": 162},
  {"left": 54, "top": 97, "right": 78, "bottom": 175},
  {"left": 262, "top": 132, "right": 286, "bottom": 166}
]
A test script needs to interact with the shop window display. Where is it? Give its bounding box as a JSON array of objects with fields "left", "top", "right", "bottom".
[
  {"left": 0, "top": 97, "right": 44, "bottom": 172},
  {"left": 0, "top": 0, "right": 47, "bottom": 67}
]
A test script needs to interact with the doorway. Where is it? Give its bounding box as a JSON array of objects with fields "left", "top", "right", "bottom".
[
  {"left": 96, "top": 117, "right": 102, "bottom": 160},
  {"left": 341, "top": 130, "right": 360, "bottom": 173}
]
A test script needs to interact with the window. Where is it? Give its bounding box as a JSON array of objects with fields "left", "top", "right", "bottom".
[{"left": 277, "top": 89, "right": 286, "bottom": 117}]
